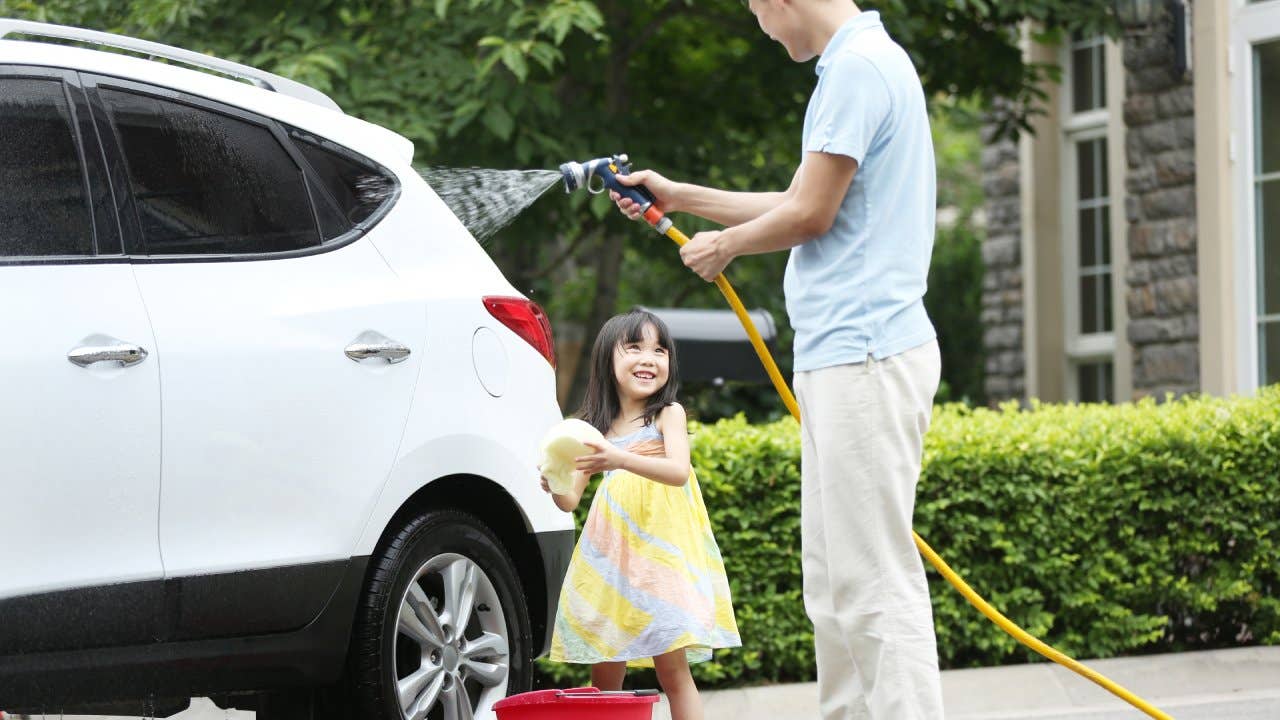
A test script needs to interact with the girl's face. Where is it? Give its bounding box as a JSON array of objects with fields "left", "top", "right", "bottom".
[{"left": 612, "top": 323, "right": 670, "bottom": 402}]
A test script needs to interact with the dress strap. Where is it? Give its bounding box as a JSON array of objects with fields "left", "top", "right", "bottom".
[{"left": 608, "top": 422, "right": 664, "bottom": 447}]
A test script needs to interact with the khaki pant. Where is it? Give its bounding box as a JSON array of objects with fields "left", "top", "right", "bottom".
[{"left": 794, "top": 340, "right": 944, "bottom": 720}]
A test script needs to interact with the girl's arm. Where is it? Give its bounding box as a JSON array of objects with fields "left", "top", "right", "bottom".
[
  {"left": 574, "top": 404, "right": 693, "bottom": 487},
  {"left": 541, "top": 467, "right": 592, "bottom": 512}
]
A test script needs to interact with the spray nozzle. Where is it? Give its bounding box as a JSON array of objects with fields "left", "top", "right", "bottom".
[
  {"left": 559, "top": 153, "right": 669, "bottom": 232},
  {"left": 558, "top": 154, "right": 630, "bottom": 195}
]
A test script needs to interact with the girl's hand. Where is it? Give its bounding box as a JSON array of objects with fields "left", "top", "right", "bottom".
[{"left": 574, "top": 440, "right": 625, "bottom": 475}]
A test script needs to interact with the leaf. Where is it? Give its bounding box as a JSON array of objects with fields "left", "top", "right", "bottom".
[
  {"left": 528, "top": 42, "right": 562, "bottom": 72},
  {"left": 481, "top": 102, "right": 515, "bottom": 140},
  {"left": 500, "top": 43, "right": 529, "bottom": 81},
  {"left": 446, "top": 98, "right": 485, "bottom": 137}
]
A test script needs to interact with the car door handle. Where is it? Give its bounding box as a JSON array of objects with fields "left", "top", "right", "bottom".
[
  {"left": 345, "top": 332, "right": 411, "bottom": 364},
  {"left": 67, "top": 336, "right": 149, "bottom": 368}
]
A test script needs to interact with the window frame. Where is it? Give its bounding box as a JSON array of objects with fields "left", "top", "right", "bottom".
[
  {"left": 285, "top": 125, "right": 398, "bottom": 242},
  {"left": 80, "top": 73, "right": 399, "bottom": 264},
  {"left": 1069, "top": 33, "right": 1108, "bottom": 115},
  {"left": 1059, "top": 37, "right": 1123, "bottom": 401},
  {"left": 0, "top": 65, "right": 123, "bottom": 266},
  {"left": 1232, "top": 1, "right": 1280, "bottom": 390}
]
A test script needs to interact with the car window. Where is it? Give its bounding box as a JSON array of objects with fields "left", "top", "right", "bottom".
[
  {"left": 100, "top": 88, "right": 318, "bottom": 255},
  {"left": 0, "top": 77, "right": 94, "bottom": 257},
  {"left": 289, "top": 128, "right": 396, "bottom": 239}
]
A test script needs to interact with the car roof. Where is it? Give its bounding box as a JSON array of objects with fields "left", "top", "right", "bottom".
[{"left": 0, "top": 34, "right": 415, "bottom": 169}]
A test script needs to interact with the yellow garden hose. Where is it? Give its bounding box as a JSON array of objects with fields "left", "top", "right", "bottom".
[{"left": 660, "top": 224, "right": 1172, "bottom": 720}]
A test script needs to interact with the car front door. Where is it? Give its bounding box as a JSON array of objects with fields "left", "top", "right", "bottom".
[{"left": 0, "top": 68, "right": 164, "bottom": 651}]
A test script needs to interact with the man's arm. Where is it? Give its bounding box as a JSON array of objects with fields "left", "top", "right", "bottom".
[
  {"left": 669, "top": 167, "right": 802, "bottom": 227},
  {"left": 679, "top": 151, "right": 859, "bottom": 280},
  {"left": 614, "top": 166, "right": 801, "bottom": 227}
]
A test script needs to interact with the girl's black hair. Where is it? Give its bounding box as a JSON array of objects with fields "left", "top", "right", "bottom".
[{"left": 577, "top": 309, "right": 681, "bottom": 435}]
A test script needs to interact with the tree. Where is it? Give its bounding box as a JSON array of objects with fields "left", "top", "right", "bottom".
[{"left": 3, "top": 0, "right": 1117, "bottom": 408}]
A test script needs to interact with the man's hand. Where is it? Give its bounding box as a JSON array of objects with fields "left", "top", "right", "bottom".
[
  {"left": 681, "top": 230, "right": 733, "bottom": 281},
  {"left": 610, "top": 169, "right": 681, "bottom": 219},
  {"left": 575, "top": 440, "right": 626, "bottom": 475}
]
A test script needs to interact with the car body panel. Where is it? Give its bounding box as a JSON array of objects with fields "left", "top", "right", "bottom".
[{"left": 0, "top": 264, "right": 164, "bottom": 602}]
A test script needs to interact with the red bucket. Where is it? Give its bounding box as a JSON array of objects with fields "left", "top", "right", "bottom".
[{"left": 493, "top": 687, "right": 659, "bottom": 720}]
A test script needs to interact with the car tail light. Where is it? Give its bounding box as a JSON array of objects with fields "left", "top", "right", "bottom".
[{"left": 483, "top": 296, "right": 556, "bottom": 368}]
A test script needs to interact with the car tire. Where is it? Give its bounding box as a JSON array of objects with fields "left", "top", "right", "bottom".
[{"left": 350, "top": 509, "right": 532, "bottom": 719}]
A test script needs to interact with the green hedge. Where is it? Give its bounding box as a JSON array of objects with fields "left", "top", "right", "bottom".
[{"left": 534, "top": 387, "right": 1280, "bottom": 688}]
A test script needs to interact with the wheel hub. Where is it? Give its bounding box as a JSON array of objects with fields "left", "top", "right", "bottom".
[
  {"left": 393, "top": 553, "right": 512, "bottom": 719},
  {"left": 442, "top": 645, "right": 460, "bottom": 672}
]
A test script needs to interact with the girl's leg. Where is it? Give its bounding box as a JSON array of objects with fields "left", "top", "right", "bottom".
[
  {"left": 591, "top": 661, "right": 626, "bottom": 691},
  {"left": 653, "top": 650, "right": 703, "bottom": 720}
]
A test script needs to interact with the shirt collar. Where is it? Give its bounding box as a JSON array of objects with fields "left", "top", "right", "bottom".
[{"left": 815, "top": 11, "right": 882, "bottom": 76}]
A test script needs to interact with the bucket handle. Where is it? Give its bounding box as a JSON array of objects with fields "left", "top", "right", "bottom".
[{"left": 556, "top": 689, "right": 660, "bottom": 698}]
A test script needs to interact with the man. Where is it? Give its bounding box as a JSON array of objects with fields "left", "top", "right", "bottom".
[{"left": 611, "top": 1, "right": 944, "bottom": 717}]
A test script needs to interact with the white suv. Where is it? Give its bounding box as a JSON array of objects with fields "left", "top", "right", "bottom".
[{"left": 0, "top": 19, "right": 573, "bottom": 720}]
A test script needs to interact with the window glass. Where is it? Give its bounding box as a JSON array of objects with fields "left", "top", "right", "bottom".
[
  {"left": 100, "top": 88, "right": 317, "bottom": 255},
  {"left": 1258, "top": 181, "right": 1280, "bottom": 317},
  {"left": 1253, "top": 40, "right": 1277, "bottom": 174},
  {"left": 0, "top": 78, "right": 94, "bottom": 257},
  {"left": 1071, "top": 36, "right": 1106, "bottom": 114},
  {"left": 1076, "top": 137, "right": 1112, "bottom": 335},
  {"left": 289, "top": 128, "right": 396, "bottom": 237},
  {"left": 1077, "top": 361, "right": 1114, "bottom": 403},
  {"left": 1255, "top": 39, "right": 1280, "bottom": 386},
  {"left": 1263, "top": 324, "right": 1280, "bottom": 387}
]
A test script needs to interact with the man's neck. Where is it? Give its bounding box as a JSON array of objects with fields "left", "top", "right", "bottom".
[{"left": 802, "top": 1, "right": 862, "bottom": 59}]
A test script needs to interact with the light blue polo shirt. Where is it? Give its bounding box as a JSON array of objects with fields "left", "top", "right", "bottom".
[{"left": 786, "top": 11, "right": 937, "bottom": 372}]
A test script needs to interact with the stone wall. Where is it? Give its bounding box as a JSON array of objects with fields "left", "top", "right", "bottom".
[
  {"left": 980, "top": 125, "right": 1025, "bottom": 403},
  {"left": 1122, "top": 8, "right": 1200, "bottom": 398}
]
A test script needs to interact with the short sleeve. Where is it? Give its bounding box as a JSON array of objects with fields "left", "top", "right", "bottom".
[{"left": 804, "top": 52, "right": 892, "bottom": 165}]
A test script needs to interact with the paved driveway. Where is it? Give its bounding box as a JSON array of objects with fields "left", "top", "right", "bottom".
[{"left": 31, "top": 645, "right": 1280, "bottom": 720}]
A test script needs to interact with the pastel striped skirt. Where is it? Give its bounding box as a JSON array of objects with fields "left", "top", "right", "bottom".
[{"left": 548, "top": 469, "right": 741, "bottom": 667}]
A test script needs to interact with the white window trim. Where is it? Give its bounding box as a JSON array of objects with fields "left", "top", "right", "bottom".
[
  {"left": 1061, "top": 37, "right": 1122, "bottom": 401},
  {"left": 1231, "top": 1, "right": 1280, "bottom": 391},
  {"left": 1062, "top": 108, "right": 1110, "bottom": 135}
]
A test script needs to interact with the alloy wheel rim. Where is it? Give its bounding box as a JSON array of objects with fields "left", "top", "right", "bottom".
[{"left": 393, "top": 553, "right": 509, "bottom": 720}]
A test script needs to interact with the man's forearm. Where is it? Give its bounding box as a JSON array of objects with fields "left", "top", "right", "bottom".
[
  {"left": 672, "top": 184, "right": 788, "bottom": 227},
  {"left": 720, "top": 198, "right": 823, "bottom": 258}
]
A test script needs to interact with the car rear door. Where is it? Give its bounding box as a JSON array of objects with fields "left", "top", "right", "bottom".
[{"left": 85, "top": 77, "right": 425, "bottom": 636}]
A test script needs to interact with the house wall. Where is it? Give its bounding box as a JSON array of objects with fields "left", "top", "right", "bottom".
[
  {"left": 1121, "top": 4, "right": 1201, "bottom": 398},
  {"left": 982, "top": 6, "right": 1211, "bottom": 404},
  {"left": 980, "top": 120, "right": 1027, "bottom": 402}
]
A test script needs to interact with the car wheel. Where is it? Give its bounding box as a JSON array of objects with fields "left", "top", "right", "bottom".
[{"left": 351, "top": 509, "right": 531, "bottom": 720}]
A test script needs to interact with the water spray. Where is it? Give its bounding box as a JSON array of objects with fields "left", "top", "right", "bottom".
[{"left": 560, "top": 152, "right": 1172, "bottom": 720}]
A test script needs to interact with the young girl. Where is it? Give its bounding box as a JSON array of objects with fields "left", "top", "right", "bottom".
[{"left": 542, "top": 309, "right": 740, "bottom": 720}]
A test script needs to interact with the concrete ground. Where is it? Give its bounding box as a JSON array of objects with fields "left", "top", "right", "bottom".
[
  {"left": 672, "top": 645, "right": 1280, "bottom": 720},
  {"left": 43, "top": 644, "right": 1280, "bottom": 720}
]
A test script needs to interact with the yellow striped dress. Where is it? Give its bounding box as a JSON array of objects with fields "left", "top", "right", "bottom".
[{"left": 548, "top": 423, "right": 741, "bottom": 667}]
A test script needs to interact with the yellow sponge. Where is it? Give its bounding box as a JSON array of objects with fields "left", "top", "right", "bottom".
[{"left": 539, "top": 418, "right": 605, "bottom": 495}]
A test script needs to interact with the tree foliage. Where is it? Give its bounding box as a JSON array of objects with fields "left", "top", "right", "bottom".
[{"left": 2, "top": 0, "right": 1116, "bottom": 406}]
